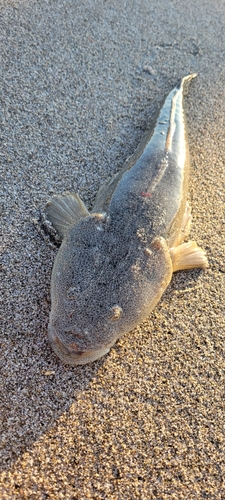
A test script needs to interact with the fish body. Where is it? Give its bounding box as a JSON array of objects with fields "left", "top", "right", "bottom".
[{"left": 45, "top": 74, "right": 208, "bottom": 365}]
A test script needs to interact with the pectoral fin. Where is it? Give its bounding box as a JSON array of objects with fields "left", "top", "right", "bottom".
[
  {"left": 170, "top": 241, "right": 208, "bottom": 272},
  {"left": 45, "top": 192, "right": 89, "bottom": 238}
]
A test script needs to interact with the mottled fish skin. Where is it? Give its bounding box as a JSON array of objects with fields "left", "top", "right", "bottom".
[{"left": 45, "top": 74, "right": 208, "bottom": 365}]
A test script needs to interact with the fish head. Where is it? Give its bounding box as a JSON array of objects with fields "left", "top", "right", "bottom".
[{"left": 47, "top": 218, "right": 172, "bottom": 365}]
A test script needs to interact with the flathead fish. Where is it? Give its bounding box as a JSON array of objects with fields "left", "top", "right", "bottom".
[{"left": 45, "top": 74, "right": 208, "bottom": 365}]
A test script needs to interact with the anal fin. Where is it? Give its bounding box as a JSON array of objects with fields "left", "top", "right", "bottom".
[{"left": 45, "top": 192, "right": 89, "bottom": 239}]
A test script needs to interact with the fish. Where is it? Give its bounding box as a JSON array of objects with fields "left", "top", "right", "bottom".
[{"left": 45, "top": 74, "right": 208, "bottom": 365}]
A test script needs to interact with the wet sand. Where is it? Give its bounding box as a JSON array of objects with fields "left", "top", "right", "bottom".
[{"left": 1, "top": 0, "right": 225, "bottom": 498}]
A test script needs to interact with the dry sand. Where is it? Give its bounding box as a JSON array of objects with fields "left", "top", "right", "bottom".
[{"left": 0, "top": 0, "right": 225, "bottom": 498}]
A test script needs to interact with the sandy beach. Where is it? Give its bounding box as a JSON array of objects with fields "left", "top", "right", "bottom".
[{"left": 1, "top": 0, "right": 225, "bottom": 498}]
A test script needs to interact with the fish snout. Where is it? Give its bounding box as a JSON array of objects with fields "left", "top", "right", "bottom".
[{"left": 47, "top": 323, "right": 110, "bottom": 365}]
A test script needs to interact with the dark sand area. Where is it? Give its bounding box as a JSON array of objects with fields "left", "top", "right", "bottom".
[{"left": 0, "top": 0, "right": 225, "bottom": 498}]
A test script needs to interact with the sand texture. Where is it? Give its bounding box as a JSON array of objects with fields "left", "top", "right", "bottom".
[{"left": 0, "top": 0, "right": 225, "bottom": 498}]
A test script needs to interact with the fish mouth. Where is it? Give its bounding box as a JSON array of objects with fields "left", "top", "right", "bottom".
[{"left": 48, "top": 324, "right": 110, "bottom": 365}]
